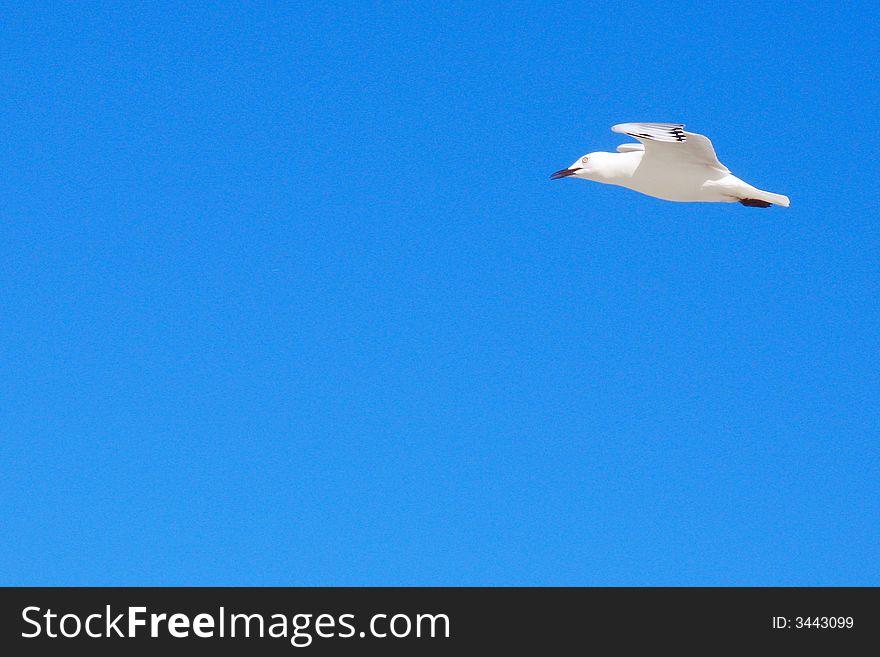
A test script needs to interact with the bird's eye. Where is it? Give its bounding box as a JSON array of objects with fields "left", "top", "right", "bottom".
[{"left": 581, "top": 156, "right": 589, "bottom": 164}]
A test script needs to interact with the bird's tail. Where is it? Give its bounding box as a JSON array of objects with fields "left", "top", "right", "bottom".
[{"left": 749, "top": 188, "right": 791, "bottom": 207}]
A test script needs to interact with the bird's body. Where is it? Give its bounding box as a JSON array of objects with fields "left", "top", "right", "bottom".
[
  {"left": 594, "top": 149, "right": 777, "bottom": 204},
  {"left": 551, "top": 123, "right": 790, "bottom": 208}
]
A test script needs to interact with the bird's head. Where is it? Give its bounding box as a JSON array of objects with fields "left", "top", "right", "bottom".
[{"left": 550, "top": 152, "right": 612, "bottom": 181}]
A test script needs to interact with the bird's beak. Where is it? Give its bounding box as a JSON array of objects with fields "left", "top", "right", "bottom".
[{"left": 550, "top": 168, "right": 579, "bottom": 180}]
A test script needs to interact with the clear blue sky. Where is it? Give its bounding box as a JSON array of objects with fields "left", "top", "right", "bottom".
[{"left": 1, "top": 2, "right": 877, "bottom": 586}]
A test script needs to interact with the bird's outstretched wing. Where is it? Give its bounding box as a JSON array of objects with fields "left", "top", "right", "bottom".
[{"left": 611, "top": 122, "right": 730, "bottom": 173}]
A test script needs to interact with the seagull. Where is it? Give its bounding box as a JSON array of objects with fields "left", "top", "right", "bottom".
[{"left": 551, "top": 123, "right": 790, "bottom": 207}]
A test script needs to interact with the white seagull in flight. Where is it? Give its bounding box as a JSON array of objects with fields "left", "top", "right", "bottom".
[{"left": 551, "top": 123, "right": 790, "bottom": 208}]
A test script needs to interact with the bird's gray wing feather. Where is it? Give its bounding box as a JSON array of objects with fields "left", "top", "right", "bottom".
[{"left": 611, "top": 123, "right": 730, "bottom": 173}]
